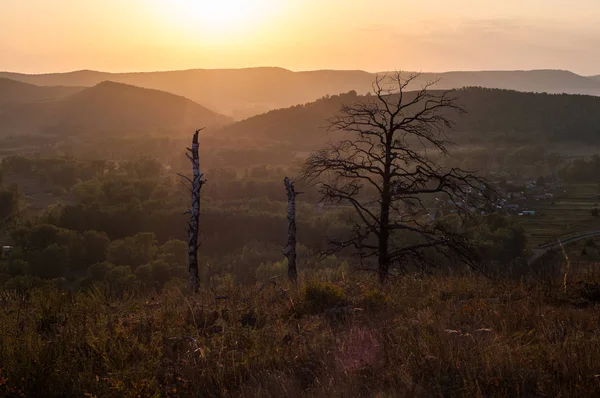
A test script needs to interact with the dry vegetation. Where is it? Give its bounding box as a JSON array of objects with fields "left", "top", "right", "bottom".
[{"left": 2, "top": 267, "right": 600, "bottom": 397}]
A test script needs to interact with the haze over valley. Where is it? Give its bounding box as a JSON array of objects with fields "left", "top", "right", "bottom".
[
  {"left": 3, "top": 1, "right": 600, "bottom": 397},
  {"left": 4, "top": 67, "right": 600, "bottom": 119}
]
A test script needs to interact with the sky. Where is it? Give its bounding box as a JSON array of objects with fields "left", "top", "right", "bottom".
[{"left": 2, "top": 0, "right": 600, "bottom": 75}]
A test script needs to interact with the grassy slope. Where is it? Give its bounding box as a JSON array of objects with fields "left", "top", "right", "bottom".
[{"left": 2, "top": 271, "right": 600, "bottom": 397}]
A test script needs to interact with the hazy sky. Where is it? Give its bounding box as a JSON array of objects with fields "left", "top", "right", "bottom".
[{"left": 2, "top": 0, "right": 600, "bottom": 74}]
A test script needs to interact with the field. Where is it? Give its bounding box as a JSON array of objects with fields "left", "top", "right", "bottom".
[
  {"left": 514, "top": 183, "right": 600, "bottom": 249},
  {"left": 2, "top": 270, "right": 600, "bottom": 397}
]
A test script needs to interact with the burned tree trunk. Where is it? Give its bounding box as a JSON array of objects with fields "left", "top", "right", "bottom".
[
  {"left": 185, "top": 130, "right": 205, "bottom": 293},
  {"left": 284, "top": 177, "right": 299, "bottom": 282}
]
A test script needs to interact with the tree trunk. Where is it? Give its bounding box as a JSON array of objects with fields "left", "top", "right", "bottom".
[
  {"left": 378, "top": 195, "right": 391, "bottom": 284},
  {"left": 378, "top": 135, "right": 392, "bottom": 284},
  {"left": 187, "top": 130, "right": 205, "bottom": 293},
  {"left": 284, "top": 177, "right": 298, "bottom": 282}
]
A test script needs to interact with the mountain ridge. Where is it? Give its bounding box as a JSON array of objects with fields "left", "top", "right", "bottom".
[
  {"left": 216, "top": 87, "right": 600, "bottom": 150},
  {"left": 3, "top": 68, "right": 600, "bottom": 120},
  {"left": 0, "top": 79, "right": 232, "bottom": 136},
  {"left": 0, "top": 78, "right": 84, "bottom": 106}
]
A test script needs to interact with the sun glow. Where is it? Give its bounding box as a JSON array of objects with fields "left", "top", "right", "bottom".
[{"left": 161, "top": 0, "right": 279, "bottom": 41}]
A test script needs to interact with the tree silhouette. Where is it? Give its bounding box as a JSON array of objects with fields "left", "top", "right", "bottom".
[{"left": 302, "top": 72, "right": 492, "bottom": 283}]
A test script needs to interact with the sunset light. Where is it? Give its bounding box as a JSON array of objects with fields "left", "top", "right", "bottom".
[
  {"left": 159, "top": 0, "right": 279, "bottom": 41},
  {"left": 5, "top": 1, "right": 600, "bottom": 396}
]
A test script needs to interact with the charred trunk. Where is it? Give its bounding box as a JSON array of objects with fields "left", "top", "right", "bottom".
[
  {"left": 284, "top": 177, "right": 298, "bottom": 282},
  {"left": 186, "top": 130, "right": 205, "bottom": 293},
  {"left": 378, "top": 188, "right": 391, "bottom": 284}
]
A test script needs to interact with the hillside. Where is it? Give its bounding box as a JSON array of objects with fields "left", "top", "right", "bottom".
[
  {"left": 0, "top": 78, "right": 83, "bottom": 106},
  {"left": 451, "top": 87, "right": 600, "bottom": 143},
  {"left": 49, "top": 81, "right": 232, "bottom": 134},
  {"left": 0, "top": 80, "right": 231, "bottom": 136},
  {"left": 217, "top": 87, "right": 600, "bottom": 150},
  {"left": 3, "top": 68, "right": 600, "bottom": 119}
]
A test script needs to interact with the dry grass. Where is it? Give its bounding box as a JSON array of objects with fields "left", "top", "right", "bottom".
[{"left": 2, "top": 271, "right": 600, "bottom": 397}]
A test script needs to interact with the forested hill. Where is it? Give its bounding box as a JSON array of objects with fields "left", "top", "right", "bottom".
[
  {"left": 0, "top": 78, "right": 83, "bottom": 106},
  {"left": 451, "top": 87, "right": 600, "bottom": 143},
  {"left": 218, "top": 87, "right": 600, "bottom": 150},
  {"left": 0, "top": 80, "right": 232, "bottom": 136},
  {"left": 3, "top": 68, "right": 600, "bottom": 119},
  {"left": 50, "top": 81, "right": 232, "bottom": 134}
]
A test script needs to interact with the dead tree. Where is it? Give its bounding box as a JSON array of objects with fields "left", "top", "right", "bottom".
[
  {"left": 182, "top": 129, "right": 206, "bottom": 293},
  {"left": 302, "top": 72, "right": 493, "bottom": 284},
  {"left": 284, "top": 177, "right": 299, "bottom": 282}
]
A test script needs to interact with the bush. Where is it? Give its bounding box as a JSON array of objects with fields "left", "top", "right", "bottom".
[
  {"left": 135, "top": 264, "right": 152, "bottom": 285},
  {"left": 87, "top": 261, "right": 115, "bottom": 280},
  {"left": 151, "top": 260, "right": 171, "bottom": 289},
  {"left": 255, "top": 260, "right": 286, "bottom": 281},
  {"left": 304, "top": 281, "right": 346, "bottom": 313},
  {"left": 3, "top": 274, "right": 44, "bottom": 292},
  {"left": 359, "top": 288, "right": 390, "bottom": 312}
]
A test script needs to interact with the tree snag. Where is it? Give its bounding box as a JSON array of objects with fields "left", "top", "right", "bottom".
[
  {"left": 284, "top": 176, "right": 299, "bottom": 282},
  {"left": 184, "top": 129, "right": 206, "bottom": 293},
  {"left": 302, "top": 72, "right": 493, "bottom": 284}
]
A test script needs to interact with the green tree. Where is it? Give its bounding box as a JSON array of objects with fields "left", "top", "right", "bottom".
[
  {"left": 0, "top": 186, "right": 19, "bottom": 223},
  {"left": 158, "top": 240, "right": 187, "bottom": 268},
  {"left": 105, "top": 265, "right": 136, "bottom": 295},
  {"left": 466, "top": 213, "right": 527, "bottom": 266},
  {"left": 107, "top": 232, "right": 157, "bottom": 268},
  {"left": 134, "top": 264, "right": 152, "bottom": 286},
  {"left": 81, "top": 230, "right": 110, "bottom": 265},
  {"left": 151, "top": 260, "right": 171, "bottom": 287},
  {"left": 30, "top": 244, "right": 69, "bottom": 279},
  {"left": 87, "top": 261, "right": 115, "bottom": 280}
]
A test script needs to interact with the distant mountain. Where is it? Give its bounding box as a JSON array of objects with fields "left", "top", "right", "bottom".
[
  {"left": 0, "top": 78, "right": 83, "bottom": 106},
  {"left": 217, "top": 87, "right": 600, "bottom": 150},
  {"left": 421, "top": 70, "right": 600, "bottom": 94},
  {"left": 0, "top": 80, "right": 231, "bottom": 136},
  {"left": 0, "top": 70, "right": 109, "bottom": 87},
  {"left": 3, "top": 68, "right": 600, "bottom": 119}
]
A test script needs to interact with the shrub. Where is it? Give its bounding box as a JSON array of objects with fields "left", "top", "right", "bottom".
[
  {"left": 359, "top": 288, "right": 390, "bottom": 312},
  {"left": 255, "top": 260, "right": 286, "bottom": 281},
  {"left": 304, "top": 281, "right": 346, "bottom": 313},
  {"left": 3, "top": 274, "right": 44, "bottom": 292},
  {"left": 87, "top": 261, "right": 115, "bottom": 280},
  {"left": 150, "top": 260, "right": 171, "bottom": 287}
]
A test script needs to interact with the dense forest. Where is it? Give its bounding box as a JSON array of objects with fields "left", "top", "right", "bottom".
[
  {"left": 0, "top": 156, "right": 343, "bottom": 290},
  {"left": 219, "top": 87, "right": 600, "bottom": 149},
  {"left": 0, "top": 147, "right": 534, "bottom": 296}
]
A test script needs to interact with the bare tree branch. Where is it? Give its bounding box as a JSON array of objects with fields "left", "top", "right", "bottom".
[{"left": 302, "top": 72, "right": 494, "bottom": 283}]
